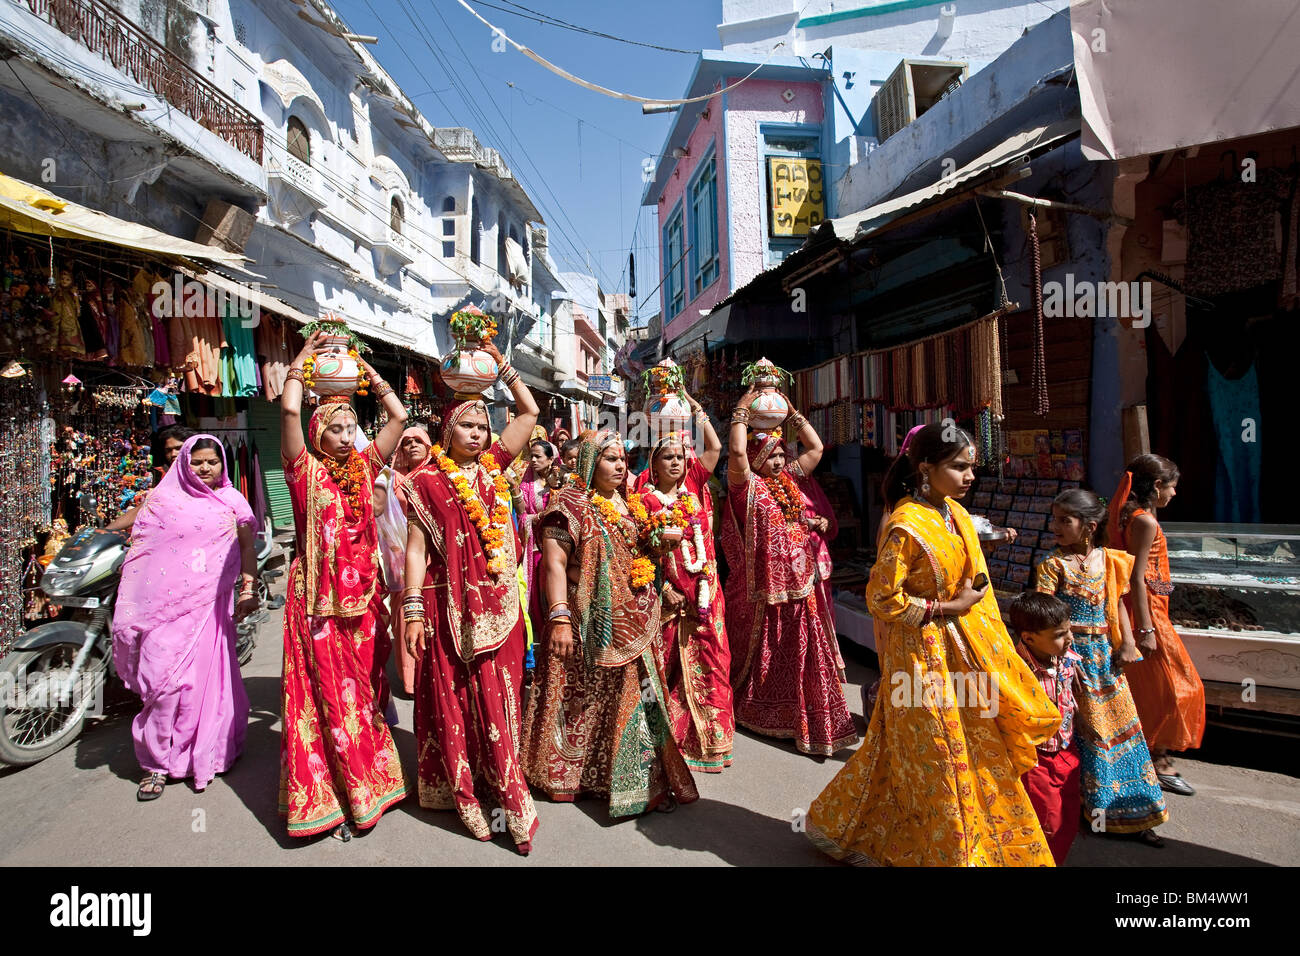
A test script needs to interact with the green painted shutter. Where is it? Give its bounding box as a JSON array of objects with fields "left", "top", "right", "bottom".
[{"left": 246, "top": 398, "right": 296, "bottom": 531}]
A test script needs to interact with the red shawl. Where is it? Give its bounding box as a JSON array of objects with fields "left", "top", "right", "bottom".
[
  {"left": 283, "top": 441, "right": 383, "bottom": 619},
  {"left": 722, "top": 467, "right": 816, "bottom": 608},
  {"left": 405, "top": 439, "right": 523, "bottom": 662}
]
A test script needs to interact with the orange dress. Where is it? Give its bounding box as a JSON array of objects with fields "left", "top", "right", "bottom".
[{"left": 1124, "top": 509, "right": 1206, "bottom": 752}]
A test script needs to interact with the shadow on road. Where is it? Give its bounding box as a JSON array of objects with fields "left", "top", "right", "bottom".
[
  {"left": 633, "top": 796, "right": 835, "bottom": 866},
  {"left": 1064, "top": 826, "right": 1275, "bottom": 867}
]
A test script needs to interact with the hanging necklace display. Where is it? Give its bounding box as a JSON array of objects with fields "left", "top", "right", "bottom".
[{"left": 0, "top": 376, "right": 51, "bottom": 655}]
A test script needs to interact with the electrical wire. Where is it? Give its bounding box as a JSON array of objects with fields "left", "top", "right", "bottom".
[
  {"left": 485, "top": 0, "right": 699, "bottom": 54},
  {"left": 455, "top": 0, "right": 786, "bottom": 108},
  {"left": 402, "top": 0, "right": 617, "bottom": 288}
]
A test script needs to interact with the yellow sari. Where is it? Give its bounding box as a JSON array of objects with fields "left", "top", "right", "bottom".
[{"left": 807, "top": 497, "right": 1061, "bottom": 866}]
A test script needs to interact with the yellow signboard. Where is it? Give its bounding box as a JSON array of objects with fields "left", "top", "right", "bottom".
[{"left": 767, "top": 157, "right": 825, "bottom": 237}]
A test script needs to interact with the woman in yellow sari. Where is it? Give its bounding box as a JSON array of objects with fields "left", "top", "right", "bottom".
[{"left": 807, "top": 423, "right": 1061, "bottom": 866}]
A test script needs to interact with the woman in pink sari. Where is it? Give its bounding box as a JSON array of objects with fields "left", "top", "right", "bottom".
[
  {"left": 113, "top": 434, "right": 258, "bottom": 800},
  {"left": 383, "top": 426, "right": 433, "bottom": 695},
  {"left": 519, "top": 438, "right": 557, "bottom": 641},
  {"left": 797, "top": 470, "right": 846, "bottom": 678},
  {"left": 633, "top": 391, "right": 734, "bottom": 771},
  {"left": 722, "top": 394, "right": 858, "bottom": 756}
]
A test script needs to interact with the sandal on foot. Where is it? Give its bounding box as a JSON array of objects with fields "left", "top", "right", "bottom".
[
  {"left": 654, "top": 794, "right": 678, "bottom": 814},
  {"left": 1158, "top": 773, "right": 1195, "bottom": 796},
  {"left": 136, "top": 772, "right": 166, "bottom": 802},
  {"left": 329, "top": 823, "right": 353, "bottom": 843},
  {"left": 1136, "top": 829, "right": 1165, "bottom": 848}
]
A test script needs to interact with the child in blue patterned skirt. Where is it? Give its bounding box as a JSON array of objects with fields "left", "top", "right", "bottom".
[{"left": 1036, "top": 489, "right": 1168, "bottom": 847}]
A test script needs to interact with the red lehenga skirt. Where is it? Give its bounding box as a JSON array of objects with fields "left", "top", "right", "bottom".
[
  {"left": 521, "top": 636, "right": 699, "bottom": 817},
  {"left": 413, "top": 600, "right": 538, "bottom": 851},
  {"left": 279, "top": 565, "right": 407, "bottom": 837}
]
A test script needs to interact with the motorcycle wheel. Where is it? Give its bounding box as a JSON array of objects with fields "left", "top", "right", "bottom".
[{"left": 0, "top": 641, "right": 107, "bottom": 767}]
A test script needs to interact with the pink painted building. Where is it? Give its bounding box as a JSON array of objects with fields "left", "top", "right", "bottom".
[{"left": 642, "top": 53, "right": 830, "bottom": 351}]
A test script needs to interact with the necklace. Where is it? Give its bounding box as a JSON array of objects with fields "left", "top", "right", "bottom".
[
  {"left": 913, "top": 491, "right": 954, "bottom": 531},
  {"left": 590, "top": 491, "right": 655, "bottom": 589},
  {"left": 433, "top": 444, "right": 511, "bottom": 576},
  {"left": 765, "top": 470, "right": 804, "bottom": 525},
  {"left": 322, "top": 450, "right": 369, "bottom": 515}
]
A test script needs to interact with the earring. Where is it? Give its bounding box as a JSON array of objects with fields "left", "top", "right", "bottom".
[{"left": 920, "top": 471, "right": 931, "bottom": 497}]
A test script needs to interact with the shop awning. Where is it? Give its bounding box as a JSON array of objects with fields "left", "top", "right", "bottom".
[
  {"left": 1071, "top": 0, "right": 1300, "bottom": 161},
  {"left": 824, "top": 118, "right": 1081, "bottom": 242},
  {"left": 0, "top": 173, "right": 251, "bottom": 270},
  {"left": 176, "top": 265, "right": 318, "bottom": 327}
]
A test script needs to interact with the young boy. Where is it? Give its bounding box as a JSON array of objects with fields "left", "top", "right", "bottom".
[{"left": 1008, "top": 591, "right": 1083, "bottom": 865}]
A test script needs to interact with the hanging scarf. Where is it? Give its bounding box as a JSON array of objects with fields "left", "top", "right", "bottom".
[
  {"left": 1108, "top": 470, "right": 1134, "bottom": 551},
  {"left": 723, "top": 434, "right": 815, "bottom": 609},
  {"left": 113, "top": 435, "right": 254, "bottom": 695},
  {"left": 405, "top": 400, "right": 521, "bottom": 662}
]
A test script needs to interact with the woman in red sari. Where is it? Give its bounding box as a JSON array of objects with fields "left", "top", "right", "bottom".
[
  {"left": 384, "top": 426, "right": 433, "bottom": 696},
  {"left": 722, "top": 393, "right": 858, "bottom": 756},
  {"left": 401, "top": 350, "right": 540, "bottom": 854},
  {"left": 278, "top": 332, "right": 408, "bottom": 841},
  {"left": 521, "top": 431, "right": 700, "bottom": 816},
  {"left": 634, "top": 392, "right": 734, "bottom": 772}
]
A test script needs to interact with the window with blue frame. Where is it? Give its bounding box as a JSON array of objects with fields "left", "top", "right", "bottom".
[
  {"left": 761, "top": 125, "right": 822, "bottom": 268},
  {"left": 689, "top": 153, "right": 719, "bottom": 296},
  {"left": 663, "top": 205, "right": 685, "bottom": 319}
]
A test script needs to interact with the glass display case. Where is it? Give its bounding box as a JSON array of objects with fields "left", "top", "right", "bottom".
[{"left": 1162, "top": 523, "right": 1300, "bottom": 693}]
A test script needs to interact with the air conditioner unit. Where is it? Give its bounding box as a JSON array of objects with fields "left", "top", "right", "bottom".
[
  {"left": 193, "top": 199, "right": 255, "bottom": 254},
  {"left": 875, "top": 59, "right": 968, "bottom": 143}
]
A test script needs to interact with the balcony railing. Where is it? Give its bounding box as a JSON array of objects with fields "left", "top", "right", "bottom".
[
  {"left": 23, "top": 0, "right": 263, "bottom": 163},
  {"left": 266, "top": 150, "right": 326, "bottom": 225}
]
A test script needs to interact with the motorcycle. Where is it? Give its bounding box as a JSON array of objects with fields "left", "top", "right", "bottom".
[
  {"left": 236, "top": 529, "right": 285, "bottom": 666},
  {"left": 0, "top": 525, "right": 283, "bottom": 768}
]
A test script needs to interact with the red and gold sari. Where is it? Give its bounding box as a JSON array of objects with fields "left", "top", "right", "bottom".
[
  {"left": 404, "top": 415, "right": 537, "bottom": 852},
  {"left": 279, "top": 402, "right": 407, "bottom": 837},
  {"left": 640, "top": 456, "right": 734, "bottom": 771},
  {"left": 722, "top": 449, "right": 857, "bottom": 756},
  {"left": 807, "top": 497, "right": 1060, "bottom": 865},
  {"left": 521, "top": 433, "right": 699, "bottom": 816}
]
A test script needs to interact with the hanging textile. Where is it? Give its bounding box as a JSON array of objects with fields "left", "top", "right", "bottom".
[{"left": 791, "top": 314, "right": 1004, "bottom": 449}]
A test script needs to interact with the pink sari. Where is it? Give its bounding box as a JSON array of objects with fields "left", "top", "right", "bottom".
[
  {"left": 721, "top": 433, "right": 857, "bottom": 756},
  {"left": 113, "top": 435, "right": 254, "bottom": 789},
  {"left": 796, "top": 471, "right": 845, "bottom": 676}
]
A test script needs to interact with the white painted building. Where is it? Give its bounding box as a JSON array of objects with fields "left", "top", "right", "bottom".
[{"left": 0, "top": 0, "right": 574, "bottom": 372}]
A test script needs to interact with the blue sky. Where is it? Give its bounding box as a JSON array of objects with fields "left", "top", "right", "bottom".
[{"left": 332, "top": 0, "right": 726, "bottom": 323}]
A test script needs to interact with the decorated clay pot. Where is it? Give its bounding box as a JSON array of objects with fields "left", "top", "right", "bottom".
[
  {"left": 310, "top": 334, "right": 360, "bottom": 397},
  {"left": 742, "top": 357, "right": 790, "bottom": 429},
  {"left": 644, "top": 358, "right": 691, "bottom": 439},
  {"left": 747, "top": 388, "right": 790, "bottom": 430},
  {"left": 646, "top": 391, "right": 692, "bottom": 438},
  {"left": 440, "top": 337, "right": 499, "bottom": 398}
]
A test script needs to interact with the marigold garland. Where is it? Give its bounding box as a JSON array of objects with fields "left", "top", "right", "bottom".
[
  {"left": 589, "top": 491, "right": 656, "bottom": 589},
  {"left": 323, "top": 449, "right": 369, "bottom": 515},
  {"left": 433, "top": 444, "right": 512, "bottom": 576},
  {"left": 765, "top": 469, "right": 804, "bottom": 526}
]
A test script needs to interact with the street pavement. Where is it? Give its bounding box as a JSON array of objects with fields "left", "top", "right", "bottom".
[{"left": 2, "top": 584, "right": 1297, "bottom": 867}]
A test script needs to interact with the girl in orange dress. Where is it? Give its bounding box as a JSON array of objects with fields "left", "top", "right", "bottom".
[{"left": 1110, "top": 454, "right": 1206, "bottom": 796}]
